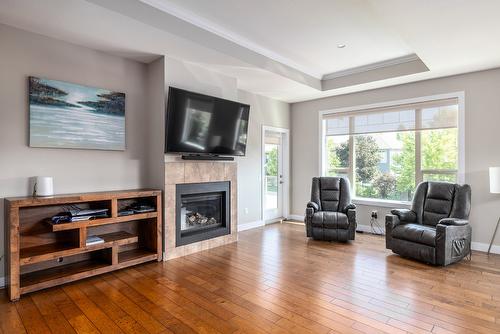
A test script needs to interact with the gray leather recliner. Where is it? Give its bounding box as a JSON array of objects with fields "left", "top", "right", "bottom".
[
  {"left": 305, "top": 177, "right": 356, "bottom": 242},
  {"left": 386, "top": 181, "right": 472, "bottom": 266}
]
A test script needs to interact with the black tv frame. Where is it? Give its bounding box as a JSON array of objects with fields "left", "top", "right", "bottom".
[{"left": 165, "top": 87, "right": 250, "bottom": 159}]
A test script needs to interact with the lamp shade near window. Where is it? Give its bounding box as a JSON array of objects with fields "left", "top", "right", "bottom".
[{"left": 489, "top": 167, "right": 500, "bottom": 193}]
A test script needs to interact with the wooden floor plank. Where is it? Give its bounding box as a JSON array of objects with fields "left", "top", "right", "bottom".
[
  {"left": 30, "top": 290, "right": 76, "bottom": 334},
  {"left": 45, "top": 287, "right": 100, "bottom": 334},
  {"left": 0, "top": 292, "right": 26, "bottom": 334},
  {"left": 90, "top": 276, "right": 170, "bottom": 334},
  {"left": 1, "top": 222, "right": 499, "bottom": 334},
  {"left": 74, "top": 280, "right": 151, "bottom": 334},
  {"left": 14, "top": 296, "right": 52, "bottom": 334},
  {"left": 113, "top": 270, "right": 224, "bottom": 333},
  {"left": 103, "top": 273, "right": 198, "bottom": 334},
  {"left": 62, "top": 284, "right": 124, "bottom": 334}
]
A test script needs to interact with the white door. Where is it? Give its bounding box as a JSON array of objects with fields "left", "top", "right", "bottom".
[{"left": 263, "top": 128, "right": 288, "bottom": 222}]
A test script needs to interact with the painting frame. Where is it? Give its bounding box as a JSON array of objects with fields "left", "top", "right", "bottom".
[{"left": 28, "top": 76, "right": 126, "bottom": 151}]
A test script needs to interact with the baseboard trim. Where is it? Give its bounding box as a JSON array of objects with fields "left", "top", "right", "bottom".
[
  {"left": 471, "top": 241, "right": 500, "bottom": 255},
  {"left": 287, "top": 214, "right": 304, "bottom": 221},
  {"left": 238, "top": 220, "right": 265, "bottom": 232},
  {"left": 356, "top": 224, "right": 385, "bottom": 235}
]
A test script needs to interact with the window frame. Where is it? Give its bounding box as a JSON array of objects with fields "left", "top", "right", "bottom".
[{"left": 318, "top": 92, "right": 465, "bottom": 206}]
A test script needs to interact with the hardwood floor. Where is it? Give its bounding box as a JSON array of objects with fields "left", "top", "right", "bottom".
[{"left": 2, "top": 222, "right": 500, "bottom": 334}]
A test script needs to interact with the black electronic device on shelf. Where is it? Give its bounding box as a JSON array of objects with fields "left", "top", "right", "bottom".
[
  {"left": 51, "top": 208, "right": 109, "bottom": 224},
  {"left": 181, "top": 154, "right": 234, "bottom": 161},
  {"left": 118, "top": 201, "right": 156, "bottom": 216}
]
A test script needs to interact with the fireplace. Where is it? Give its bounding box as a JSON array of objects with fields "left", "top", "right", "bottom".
[{"left": 176, "top": 181, "right": 230, "bottom": 246}]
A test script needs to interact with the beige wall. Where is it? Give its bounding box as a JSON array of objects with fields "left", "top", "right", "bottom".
[
  {"left": 291, "top": 68, "right": 500, "bottom": 251},
  {"left": 162, "top": 59, "right": 291, "bottom": 226},
  {"left": 0, "top": 25, "right": 153, "bottom": 280},
  {"left": 237, "top": 90, "right": 290, "bottom": 225},
  {"left": 0, "top": 25, "right": 292, "bottom": 283},
  {"left": 145, "top": 57, "right": 166, "bottom": 190}
]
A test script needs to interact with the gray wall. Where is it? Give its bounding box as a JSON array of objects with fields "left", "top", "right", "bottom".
[
  {"left": 291, "top": 68, "right": 500, "bottom": 250},
  {"left": 237, "top": 90, "right": 290, "bottom": 225},
  {"left": 0, "top": 25, "right": 152, "bottom": 280}
]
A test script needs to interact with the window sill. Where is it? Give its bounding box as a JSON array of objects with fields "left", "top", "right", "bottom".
[{"left": 353, "top": 197, "right": 411, "bottom": 208}]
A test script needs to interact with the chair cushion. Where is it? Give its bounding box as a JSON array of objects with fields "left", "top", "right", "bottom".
[
  {"left": 319, "top": 178, "right": 341, "bottom": 212},
  {"left": 391, "top": 223, "right": 436, "bottom": 247},
  {"left": 312, "top": 212, "right": 349, "bottom": 229},
  {"left": 423, "top": 182, "right": 454, "bottom": 226}
]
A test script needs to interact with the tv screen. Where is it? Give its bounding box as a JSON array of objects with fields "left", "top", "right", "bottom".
[{"left": 165, "top": 87, "right": 250, "bottom": 156}]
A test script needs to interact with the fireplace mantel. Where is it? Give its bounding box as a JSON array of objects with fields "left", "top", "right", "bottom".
[{"left": 164, "top": 161, "right": 237, "bottom": 260}]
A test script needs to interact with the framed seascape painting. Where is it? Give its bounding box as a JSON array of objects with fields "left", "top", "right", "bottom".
[{"left": 29, "top": 76, "right": 125, "bottom": 151}]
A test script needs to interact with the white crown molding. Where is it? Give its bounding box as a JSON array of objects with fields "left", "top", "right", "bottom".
[
  {"left": 139, "top": 0, "right": 323, "bottom": 79},
  {"left": 322, "top": 54, "right": 421, "bottom": 80}
]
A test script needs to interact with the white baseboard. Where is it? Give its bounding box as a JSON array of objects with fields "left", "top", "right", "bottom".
[
  {"left": 238, "top": 220, "right": 265, "bottom": 232},
  {"left": 0, "top": 276, "right": 5, "bottom": 289},
  {"left": 287, "top": 214, "right": 304, "bottom": 221},
  {"left": 471, "top": 241, "right": 500, "bottom": 255}
]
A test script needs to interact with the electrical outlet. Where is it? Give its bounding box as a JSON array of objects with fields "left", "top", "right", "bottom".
[
  {"left": 371, "top": 210, "right": 378, "bottom": 219},
  {"left": 244, "top": 208, "right": 249, "bottom": 214}
]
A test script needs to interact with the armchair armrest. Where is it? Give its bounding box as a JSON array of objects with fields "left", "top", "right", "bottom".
[
  {"left": 307, "top": 201, "right": 319, "bottom": 212},
  {"left": 390, "top": 209, "right": 416, "bottom": 223},
  {"left": 345, "top": 203, "right": 356, "bottom": 210},
  {"left": 347, "top": 208, "right": 356, "bottom": 222},
  {"left": 439, "top": 218, "right": 469, "bottom": 226},
  {"left": 436, "top": 222, "right": 472, "bottom": 265},
  {"left": 347, "top": 208, "right": 356, "bottom": 240},
  {"left": 305, "top": 207, "right": 315, "bottom": 218},
  {"left": 385, "top": 214, "right": 400, "bottom": 249},
  {"left": 385, "top": 214, "right": 400, "bottom": 228},
  {"left": 305, "top": 202, "right": 318, "bottom": 238}
]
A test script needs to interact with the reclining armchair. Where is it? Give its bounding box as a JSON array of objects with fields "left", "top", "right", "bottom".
[
  {"left": 305, "top": 177, "right": 356, "bottom": 242},
  {"left": 386, "top": 181, "right": 471, "bottom": 266}
]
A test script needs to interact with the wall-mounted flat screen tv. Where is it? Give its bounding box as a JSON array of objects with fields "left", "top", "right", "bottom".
[{"left": 165, "top": 87, "right": 250, "bottom": 156}]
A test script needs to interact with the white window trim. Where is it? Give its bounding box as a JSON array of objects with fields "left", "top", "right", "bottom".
[
  {"left": 352, "top": 197, "right": 412, "bottom": 208},
  {"left": 318, "top": 92, "right": 465, "bottom": 205}
]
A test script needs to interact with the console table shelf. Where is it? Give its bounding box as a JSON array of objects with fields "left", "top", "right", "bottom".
[
  {"left": 5, "top": 189, "right": 162, "bottom": 301},
  {"left": 48, "top": 211, "right": 158, "bottom": 231}
]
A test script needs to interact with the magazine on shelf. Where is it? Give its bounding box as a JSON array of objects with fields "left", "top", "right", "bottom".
[{"left": 86, "top": 235, "right": 104, "bottom": 246}]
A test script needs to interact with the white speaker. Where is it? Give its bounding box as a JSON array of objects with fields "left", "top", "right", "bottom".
[{"left": 34, "top": 176, "right": 54, "bottom": 197}]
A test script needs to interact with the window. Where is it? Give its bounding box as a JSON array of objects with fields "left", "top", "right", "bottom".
[{"left": 321, "top": 97, "right": 460, "bottom": 202}]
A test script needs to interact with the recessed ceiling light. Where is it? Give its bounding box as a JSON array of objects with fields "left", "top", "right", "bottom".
[{"left": 337, "top": 44, "right": 346, "bottom": 49}]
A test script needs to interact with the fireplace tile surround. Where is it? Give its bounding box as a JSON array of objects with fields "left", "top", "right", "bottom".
[{"left": 164, "top": 161, "right": 237, "bottom": 260}]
